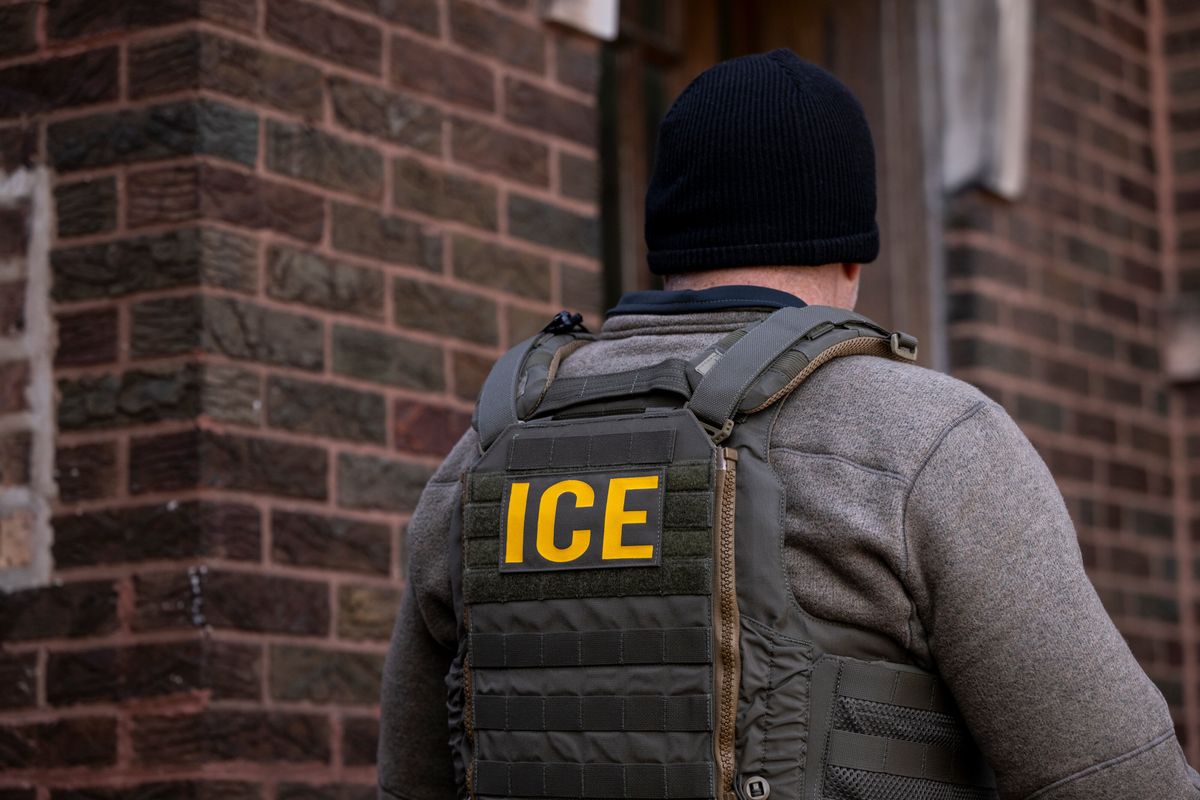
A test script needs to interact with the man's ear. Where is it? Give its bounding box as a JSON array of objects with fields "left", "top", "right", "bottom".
[{"left": 842, "top": 262, "right": 861, "bottom": 282}]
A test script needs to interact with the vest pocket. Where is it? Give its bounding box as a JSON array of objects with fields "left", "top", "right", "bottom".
[
  {"left": 734, "top": 616, "right": 815, "bottom": 800},
  {"left": 805, "top": 657, "right": 998, "bottom": 800}
]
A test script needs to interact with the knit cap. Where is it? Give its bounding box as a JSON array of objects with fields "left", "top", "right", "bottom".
[{"left": 645, "top": 49, "right": 879, "bottom": 274}]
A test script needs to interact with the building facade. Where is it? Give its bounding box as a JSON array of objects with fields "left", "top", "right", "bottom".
[{"left": 0, "top": 0, "right": 1197, "bottom": 796}]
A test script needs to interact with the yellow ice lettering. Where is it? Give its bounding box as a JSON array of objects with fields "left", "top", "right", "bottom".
[
  {"left": 505, "top": 481, "right": 530, "bottom": 564},
  {"left": 602, "top": 474, "right": 660, "bottom": 560},
  {"left": 536, "top": 479, "right": 594, "bottom": 562}
]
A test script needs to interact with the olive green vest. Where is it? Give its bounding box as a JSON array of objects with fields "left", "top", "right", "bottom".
[{"left": 446, "top": 307, "right": 996, "bottom": 800}]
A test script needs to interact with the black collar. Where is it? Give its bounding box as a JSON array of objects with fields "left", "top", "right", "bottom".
[{"left": 607, "top": 285, "right": 807, "bottom": 316}]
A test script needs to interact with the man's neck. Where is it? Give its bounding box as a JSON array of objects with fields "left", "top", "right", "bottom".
[{"left": 662, "top": 265, "right": 850, "bottom": 308}]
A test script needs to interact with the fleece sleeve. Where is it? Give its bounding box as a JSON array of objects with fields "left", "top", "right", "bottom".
[
  {"left": 902, "top": 401, "right": 1197, "bottom": 800},
  {"left": 378, "top": 431, "right": 479, "bottom": 800}
]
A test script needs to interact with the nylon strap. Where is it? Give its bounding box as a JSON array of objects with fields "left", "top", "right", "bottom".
[
  {"left": 687, "top": 306, "right": 884, "bottom": 434},
  {"left": 473, "top": 693, "right": 711, "bottom": 732},
  {"left": 475, "top": 760, "right": 713, "bottom": 799},
  {"left": 837, "top": 660, "right": 954, "bottom": 713},
  {"left": 474, "top": 331, "right": 590, "bottom": 450},
  {"left": 826, "top": 729, "right": 995, "bottom": 788},
  {"left": 470, "top": 627, "right": 711, "bottom": 669},
  {"left": 535, "top": 359, "right": 693, "bottom": 417}
]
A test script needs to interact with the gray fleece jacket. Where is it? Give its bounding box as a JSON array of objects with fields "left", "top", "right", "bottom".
[{"left": 379, "top": 305, "right": 1199, "bottom": 800}]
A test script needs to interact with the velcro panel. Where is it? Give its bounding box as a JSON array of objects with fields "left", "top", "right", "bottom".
[
  {"left": 508, "top": 429, "right": 676, "bottom": 471},
  {"left": 475, "top": 761, "right": 713, "bottom": 799},
  {"left": 470, "top": 627, "right": 711, "bottom": 669},
  {"left": 536, "top": 360, "right": 693, "bottom": 416}
]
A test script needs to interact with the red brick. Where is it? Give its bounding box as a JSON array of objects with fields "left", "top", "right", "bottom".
[
  {"left": 342, "top": 717, "right": 378, "bottom": 766},
  {"left": 394, "top": 399, "right": 471, "bottom": 457},
  {"left": 127, "top": 165, "right": 326, "bottom": 243},
  {"left": 0, "top": 360, "right": 29, "bottom": 413},
  {"left": 334, "top": 0, "right": 438, "bottom": 34},
  {"left": 0, "top": 49, "right": 118, "bottom": 119},
  {"left": 0, "top": 205, "right": 27, "bottom": 260},
  {"left": 269, "top": 645, "right": 383, "bottom": 704},
  {"left": 391, "top": 35, "right": 494, "bottom": 111},
  {"left": 0, "top": 581, "right": 118, "bottom": 641},
  {"left": 452, "top": 349, "right": 493, "bottom": 401},
  {"left": 55, "top": 442, "right": 118, "bottom": 503},
  {"left": 47, "top": 640, "right": 261, "bottom": 706},
  {"left": 56, "top": 308, "right": 118, "bottom": 367},
  {"left": 132, "top": 711, "right": 329, "bottom": 764},
  {"left": 0, "top": 653, "right": 36, "bottom": 710},
  {"left": 505, "top": 77, "right": 597, "bottom": 146},
  {"left": 0, "top": 281, "right": 24, "bottom": 336},
  {"left": 130, "top": 31, "right": 323, "bottom": 118},
  {"left": 448, "top": 0, "right": 545, "bottom": 73},
  {"left": 46, "top": 0, "right": 256, "bottom": 40},
  {"left": 267, "top": 375, "right": 386, "bottom": 444},
  {"left": 556, "top": 37, "right": 600, "bottom": 94},
  {"left": 452, "top": 234, "right": 550, "bottom": 300},
  {"left": 199, "top": 431, "right": 329, "bottom": 500},
  {"left": 331, "top": 324, "right": 444, "bottom": 390},
  {"left": 267, "top": 120, "right": 384, "bottom": 200},
  {"left": 267, "top": 0, "right": 382, "bottom": 74},
  {"left": 451, "top": 117, "right": 549, "bottom": 186},
  {"left": 0, "top": 430, "right": 29, "bottom": 487},
  {"left": 267, "top": 244, "right": 385, "bottom": 318},
  {"left": 0, "top": 4, "right": 37, "bottom": 59},
  {"left": 392, "top": 275, "right": 498, "bottom": 345},
  {"left": 0, "top": 718, "right": 116, "bottom": 768},
  {"left": 52, "top": 782, "right": 260, "bottom": 800},
  {"left": 329, "top": 76, "right": 442, "bottom": 154},
  {"left": 337, "top": 584, "right": 401, "bottom": 640},
  {"left": 337, "top": 452, "right": 432, "bottom": 512},
  {"left": 53, "top": 501, "right": 261, "bottom": 566},
  {"left": 331, "top": 202, "right": 442, "bottom": 270},
  {"left": 393, "top": 157, "right": 498, "bottom": 230},
  {"left": 134, "top": 569, "right": 329, "bottom": 635},
  {"left": 272, "top": 510, "right": 391, "bottom": 576}
]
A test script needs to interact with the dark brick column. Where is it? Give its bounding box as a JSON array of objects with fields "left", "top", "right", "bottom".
[{"left": 0, "top": 0, "right": 603, "bottom": 795}]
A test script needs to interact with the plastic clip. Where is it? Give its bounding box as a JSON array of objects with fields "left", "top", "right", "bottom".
[
  {"left": 700, "top": 417, "right": 735, "bottom": 445},
  {"left": 890, "top": 331, "right": 919, "bottom": 361},
  {"left": 542, "top": 310, "right": 588, "bottom": 334}
]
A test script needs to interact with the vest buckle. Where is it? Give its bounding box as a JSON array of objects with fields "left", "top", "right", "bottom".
[{"left": 890, "top": 331, "right": 919, "bottom": 361}]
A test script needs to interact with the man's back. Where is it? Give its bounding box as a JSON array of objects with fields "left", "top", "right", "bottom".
[
  {"left": 379, "top": 47, "right": 1199, "bottom": 800},
  {"left": 381, "top": 301, "right": 1197, "bottom": 799}
]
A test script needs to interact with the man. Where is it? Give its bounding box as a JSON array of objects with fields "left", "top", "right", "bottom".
[{"left": 379, "top": 49, "right": 1198, "bottom": 799}]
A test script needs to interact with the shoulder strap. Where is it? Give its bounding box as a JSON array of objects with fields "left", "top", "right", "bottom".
[
  {"left": 473, "top": 326, "right": 593, "bottom": 450},
  {"left": 688, "top": 305, "right": 917, "bottom": 442}
]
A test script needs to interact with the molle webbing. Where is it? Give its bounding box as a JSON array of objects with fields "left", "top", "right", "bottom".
[
  {"left": 462, "top": 411, "right": 729, "bottom": 800},
  {"left": 807, "top": 658, "right": 997, "bottom": 799},
  {"left": 473, "top": 694, "right": 712, "bottom": 732},
  {"left": 469, "top": 627, "right": 712, "bottom": 668},
  {"left": 474, "top": 761, "right": 713, "bottom": 799}
]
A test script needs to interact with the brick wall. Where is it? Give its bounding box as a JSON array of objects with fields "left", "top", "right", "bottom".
[
  {"left": 1167, "top": 0, "right": 1200, "bottom": 756},
  {"left": 945, "top": 0, "right": 1200, "bottom": 749},
  {"left": 0, "top": 0, "right": 602, "bottom": 796}
]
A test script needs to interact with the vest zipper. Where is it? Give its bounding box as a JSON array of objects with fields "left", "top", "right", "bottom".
[{"left": 713, "top": 447, "right": 740, "bottom": 799}]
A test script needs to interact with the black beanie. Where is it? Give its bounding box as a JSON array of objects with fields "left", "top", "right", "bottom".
[{"left": 644, "top": 49, "right": 879, "bottom": 274}]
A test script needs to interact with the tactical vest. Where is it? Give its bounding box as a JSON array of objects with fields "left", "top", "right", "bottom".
[{"left": 447, "top": 306, "right": 998, "bottom": 800}]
